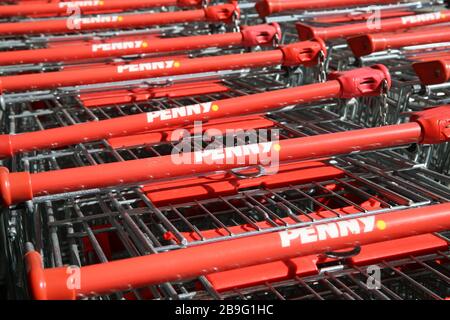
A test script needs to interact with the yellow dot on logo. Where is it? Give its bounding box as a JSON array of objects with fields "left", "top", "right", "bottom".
[
  {"left": 376, "top": 220, "right": 387, "bottom": 230},
  {"left": 273, "top": 144, "right": 281, "bottom": 152},
  {"left": 142, "top": 42, "right": 148, "bottom": 48},
  {"left": 118, "top": 16, "right": 123, "bottom": 22},
  {"left": 174, "top": 61, "right": 181, "bottom": 68},
  {"left": 99, "top": 1, "right": 104, "bottom": 5},
  {"left": 211, "top": 104, "right": 219, "bottom": 112}
]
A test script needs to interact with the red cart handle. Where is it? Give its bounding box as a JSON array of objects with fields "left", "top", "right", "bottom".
[
  {"left": 24, "top": 202, "right": 450, "bottom": 299},
  {"left": 0, "top": 39, "right": 326, "bottom": 93},
  {"left": 413, "top": 58, "right": 450, "bottom": 85},
  {"left": 412, "top": 51, "right": 450, "bottom": 62},
  {"left": 256, "top": 0, "right": 403, "bottom": 18},
  {"left": 0, "top": 65, "right": 389, "bottom": 158},
  {"left": 2, "top": 105, "right": 450, "bottom": 206},
  {"left": 311, "top": 10, "right": 415, "bottom": 24},
  {"left": 0, "top": 23, "right": 282, "bottom": 66},
  {"left": 296, "top": 10, "right": 450, "bottom": 41},
  {"left": 348, "top": 27, "right": 450, "bottom": 57},
  {"left": 0, "top": 3, "right": 239, "bottom": 36},
  {"left": 0, "top": 0, "right": 204, "bottom": 18}
]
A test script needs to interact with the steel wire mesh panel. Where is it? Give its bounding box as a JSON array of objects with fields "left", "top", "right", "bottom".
[
  {"left": 4, "top": 100, "right": 450, "bottom": 299},
  {"left": 0, "top": 0, "right": 449, "bottom": 301}
]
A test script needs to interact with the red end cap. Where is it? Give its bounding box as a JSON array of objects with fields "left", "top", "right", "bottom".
[
  {"left": 255, "top": 0, "right": 279, "bottom": 18},
  {"left": 25, "top": 250, "right": 48, "bottom": 300},
  {"left": 9, "top": 171, "right": 33, "bottom": 205},
  {"left": 177, "top": 0, "right": 203, "bottom": 7},
  {"left": 280, "top": 38, "right": 327, "bottom": 67},
  {"left": 329, "top": 64, "right": 391, "bottom": 98},
  {"left": 204, "top": 4, "right": 240, "bottom": 23},
  {"left": 410, "top": 106, "right": 450, "bottom": 144},
  {"left": 0, "top": 170, "right": 33, "bottom": 207},
  {"left": 413, "top": 60, "right": 450, "bottom": 85},
  {"left": 0, "top": 167, "right": 12, "bottom": 207},
  {"left": 347, "top": 35, "right": 375, "bottom": 57},
  {"left": 25, "top": 248, "right": 77, "bottom": 300},
  {"left": 295, "top": 22, "right": 327, "bottom": 41},
  {"left": 0, "top": 135, "right": 13, "bottom": 159},
  {"left": 240, "top": 23, "right": 282, "bottom": 47}
]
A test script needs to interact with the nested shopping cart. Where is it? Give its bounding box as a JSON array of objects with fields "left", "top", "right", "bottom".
[
  {"left": 0, "top": 1, "right": 243, "bottom": 58},
  {"left": 14, "top": 106, "right": 450, "bottom": 299},
  {"left": 1, "top": 61, "right": 449, "bottom": 299},
  {"left": 0, "top": 0, "right": 208, "bottom": 19},
  {"left": 0, "top": 0, "right": 449, "bottom": 301},
  {"left": 317, "top": 22, "right": 450, "bottom": 175},
  {"left": 266, "top": 4, "right": 450, "bottom": 175}
]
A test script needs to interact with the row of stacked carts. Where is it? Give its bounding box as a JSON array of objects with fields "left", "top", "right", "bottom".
[{"left": 0, "top": 0, "right": 449, "bottom": 300}]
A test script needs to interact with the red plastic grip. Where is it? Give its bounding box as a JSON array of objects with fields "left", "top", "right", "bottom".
[
  {"left": 280, "top": 38, "right": 326, "bottom": 67},
  {"left": 413, "top": 58, "right": 450, "bottom": 85},
  {"left": 240, "top": 22, "right": 282, "bottom": 47},
  {"left": 328, "top": 64, "right": 391, "bottom": 98},
  {"left": 410, "top": 106, "right": 450, "bottom": 144},
  {"left": 348, "top": 27, "right": 450, "bottom": 57},
  {"left": 204, "top": 3, "right": 238, "bottom": 24}
]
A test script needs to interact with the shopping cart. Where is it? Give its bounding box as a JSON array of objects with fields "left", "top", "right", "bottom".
[
  {"left": 0, "top": 23, "right": 282, "bottom": 70},
  {"left": 0, "top": 0, "right": 206, "bottom": 19},
  {"left": 0, "top": 65, "right": 388, "bottom": 159},
  {"left": 1, "top": 63, "right": 449, "bottom": 298},
  {"left": 257, "top": 0, "right": 441, "bottom": 24},
  {"left": 4, "top": 102, "right": 449, "bottom": 299},
  {"left": 0, "top": 0, "right": 449, "bottom": 302},
  {"left": 0, "top": 1, "right": 241, "bottom": 54}
]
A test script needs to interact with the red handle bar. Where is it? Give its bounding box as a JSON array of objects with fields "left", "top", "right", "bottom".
[
  {"left": 2, "top": 105, "right": 450, "bottom": 206},
  {"left": 296, "top": 10, "right": 450, "bottom": 41},
  {"left": 348, "top": 27, "right": 450, "bottom": 57},
  {"left": 412, "top": 51, "right": 450, "bottom": 62},
  {"left": 413, "top": 58, "right": 450, "bottom": 85},
  {"left": 0, "top": 4, "right": 238, "bottom": 35},
  {"left": 0, "top": 65, "right": 390, "bottom": 158},
  {"left": 255, "top": 0, "right": 401, "bottom": 18},
  {"left": 25, "top": 202, "right": 450, "bottom": 299},
  {"left": 0, "top": 39, "right": 326, "bottom": 92},
  {"left": 0, "top": 0, "right": 204, "bottom": 17},
  {"left": 0, "top": 23, "right": 281, "bottom": 66}
]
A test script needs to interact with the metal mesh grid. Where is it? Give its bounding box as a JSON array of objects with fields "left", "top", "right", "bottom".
[
  {"left": 4, "top": 101, "right": 450, "bottom": 299},
  {"left": 0, "top": 0, "right": 449, "bottom": 301},
  {"left": 217, "top": 248, "right": 450, "bottom": 300}
]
